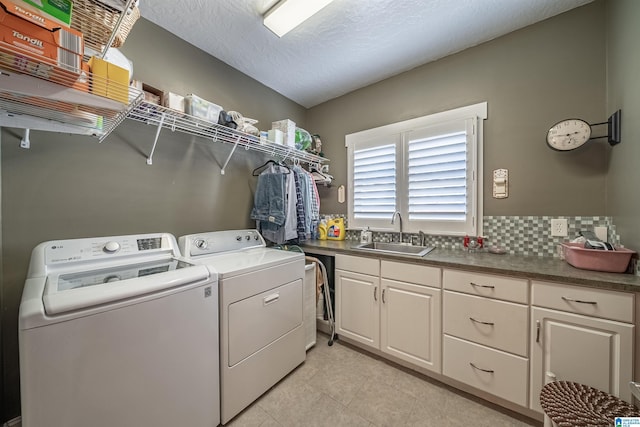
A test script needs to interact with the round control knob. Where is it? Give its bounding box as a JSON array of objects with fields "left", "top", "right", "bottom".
[
  {"left": 195, "top": 239, "right": 207, "bottom": 250},
  {"left": 255, "top": 235, "right": 259, "bottom": 240},
  {"left": 103, "top": 275, "right": 121, "bottom": 283},
  {"left": 245, "top": 235, "right": 251, "bottom": 241},
  {"left": 103, "top": 241, "right": 120, "bottom": 254},
  {"left": 236, "top": 235, "right": 242, "bottom": 242}
]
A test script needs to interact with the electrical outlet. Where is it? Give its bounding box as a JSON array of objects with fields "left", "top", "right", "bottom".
[{"left": 550, "top": 218, "right": 568, "bottom": 237}]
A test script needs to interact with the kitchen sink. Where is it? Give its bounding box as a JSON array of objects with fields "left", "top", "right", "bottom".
[{"left": 354, "top": 242, "right": 434, "bottom": 257}]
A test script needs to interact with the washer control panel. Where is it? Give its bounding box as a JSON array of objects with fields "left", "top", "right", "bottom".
[
  {"left": 179, "top": 229, "right": 265, "bottom": 257},
  {"left": 44, "top": 234, "right": 172, "bottom": 266}
]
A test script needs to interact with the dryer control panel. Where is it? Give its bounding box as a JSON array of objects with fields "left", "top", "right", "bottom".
[{"left": 179, "top": 229, "right": 265, "bottom": 257}]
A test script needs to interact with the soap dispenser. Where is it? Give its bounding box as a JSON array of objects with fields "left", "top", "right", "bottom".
[{"left": 360, "top": 227, "right": 373, "bottom": 244}]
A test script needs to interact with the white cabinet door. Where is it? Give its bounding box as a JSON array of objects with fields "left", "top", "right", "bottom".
[
  {"left": 335, "top": 269, "right": 380, "bottom": 349},
  {"left": 530, "top": 307, "right": 634, "bottom": 413},
  {"left": 381, "top": 279, "right": 441, "bottom": 373}
]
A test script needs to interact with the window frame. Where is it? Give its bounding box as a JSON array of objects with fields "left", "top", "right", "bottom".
[{"left": 346, "top": 102, "right": 487, "bottom": 237}]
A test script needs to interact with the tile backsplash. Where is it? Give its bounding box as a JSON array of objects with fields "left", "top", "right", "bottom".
[{"left": 323, "top": 215, "right": 619, "bottom": 258}]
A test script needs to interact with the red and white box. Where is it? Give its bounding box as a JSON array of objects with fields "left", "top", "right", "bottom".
[{"left": 0, "top": 0, "right": 83, "bottom": 86}]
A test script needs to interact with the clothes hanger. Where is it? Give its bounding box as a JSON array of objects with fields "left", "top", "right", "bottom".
[{"left": 251, "top": 159, "right": 290, "bottom": 176}]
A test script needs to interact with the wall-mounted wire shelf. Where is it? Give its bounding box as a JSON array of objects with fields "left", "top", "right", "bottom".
[
  {"left": 0, "top": 0, "right": 143, "bottom": 144},
  {"left": 127, "top": 101, "right": 329, "bottom": 173}
]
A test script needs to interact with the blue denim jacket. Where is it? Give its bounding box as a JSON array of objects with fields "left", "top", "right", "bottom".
[{"left": 251, "top": 172, "right": 287, "bottom": 225}]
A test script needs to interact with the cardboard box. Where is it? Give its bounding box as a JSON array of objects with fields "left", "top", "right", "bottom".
[
  {"left": 142, "top": 83, "right": 163, "bottom": 105},
  {"left": 70, "top": 60, "right": 90, "bottom": 92},
  {"left": 19, "top": 0, "right": 72, "bottom": 26},
  {"left": 88, "top": 56, "right": 129, "bottom": 104},
  {"left": 0, "top": 0, "right": 83, "bottom": 85}
]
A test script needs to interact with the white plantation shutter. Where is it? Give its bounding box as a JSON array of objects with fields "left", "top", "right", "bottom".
[
  {"left": 407, "top": 129, "right": 468, "bottom": 222},
  {"left": 346, "top": 102, "right": 485, "bottom": 236},
  {"left": 353, "top": 144, "right": 396, "bottom": 220}
]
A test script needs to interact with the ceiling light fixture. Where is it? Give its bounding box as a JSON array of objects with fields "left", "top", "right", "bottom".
[{"left": 263, "top": 0, "right": 335, "bottom": 38}]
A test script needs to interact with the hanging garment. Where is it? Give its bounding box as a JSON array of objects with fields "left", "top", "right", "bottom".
[
  {"left": 260, "top": 167, "right": 298, "bottom": 244},
  {"left": 250, "top": 171, "right": 287, "bottom": 226}
]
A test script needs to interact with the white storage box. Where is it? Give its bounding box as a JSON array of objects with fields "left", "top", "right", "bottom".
[
  {"left": 185, "top": 94, "right": 223, "bottom": 122},
  {"left": 163, "top": 92, "right": 185, "bottom": 112},
  {"left": 272, "top": 119, "right": 296, "bottom": 148},
  {"left": 268, "top": 129, "right": 284, "bottom": 145}
]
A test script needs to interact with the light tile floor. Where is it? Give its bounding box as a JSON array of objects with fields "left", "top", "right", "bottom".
[{"left": 226, "top": 333, "right": 541, "bottom": 426}]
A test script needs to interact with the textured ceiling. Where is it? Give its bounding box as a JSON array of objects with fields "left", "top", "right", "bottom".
[{"left": 140, "top": 0, "right": 593, "bottom": 108}]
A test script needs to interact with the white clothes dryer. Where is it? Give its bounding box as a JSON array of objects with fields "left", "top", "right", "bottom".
[
  {"left": 19, "top": 233, "right": 219, "bottom": 427},
  {"left": 179, "top": 229, "right": 305, "bottom": 425}
]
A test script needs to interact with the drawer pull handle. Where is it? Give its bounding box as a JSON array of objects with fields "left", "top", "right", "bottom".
[
  {"left": 470, "top": 282, "right": 495, "bottom": 289},
  {"left": 470, "top": 317, "right": 494, "bottom": 326},
  {"left": 562, "top": 296, "right": 598, "bottom": 305},
  {"left": 382, "top": 289, "right": 386, "bottom": 303},
  {"left": 536, "top": 320, "right": 540, "bottom": 343},
  {"left": 470, "top": 362, "right": 494, "bottom": 374},
  {"left": 263, "top": 293, "right": 279, "bottom": 305},
  {"left": 374, "top": 286, "right": 378, "bottom": 301}
]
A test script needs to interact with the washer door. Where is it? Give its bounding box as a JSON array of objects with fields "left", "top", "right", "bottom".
[{"left": 228, "top": 279, "right": 302, "bottom": 366}]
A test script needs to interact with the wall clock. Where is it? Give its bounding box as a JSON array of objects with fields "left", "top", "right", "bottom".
[{"left": 546, "top": 110, "right": 621, "bottom": 151}]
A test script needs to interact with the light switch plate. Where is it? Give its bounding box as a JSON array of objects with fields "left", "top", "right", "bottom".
[{"left": 493, "top": 169, "right": 508, "bottom": 199}]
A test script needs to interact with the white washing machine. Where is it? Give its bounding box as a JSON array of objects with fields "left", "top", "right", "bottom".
[
  {"left": 19, "top": 233, "right": 219, "bottom": 427},
  {"left": 179, "top": 229, "right": 305, "bottom": 425}
]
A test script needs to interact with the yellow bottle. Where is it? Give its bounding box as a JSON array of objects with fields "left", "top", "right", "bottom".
[
  {"left": 318, "top": 222, "right": 327, "bottom": 240},
  {"left": 326, "top": 218, "right": 346, "bottom": 241}
]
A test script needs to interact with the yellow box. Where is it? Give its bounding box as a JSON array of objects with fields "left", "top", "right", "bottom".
[{"left": 88, "top": 56, "right": 129, "bottom": 104}]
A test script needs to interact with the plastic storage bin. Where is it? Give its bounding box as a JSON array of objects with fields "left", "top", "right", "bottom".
[
  {"left": 561, "top": 242, "right": 635, "bottom": 273},
  {"left": 184, "top": 94, "right": 223, "bottom": 122}
]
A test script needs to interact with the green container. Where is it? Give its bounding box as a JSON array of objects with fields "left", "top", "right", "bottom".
[{"left": 21, "top": 0, "right": 73, "bottom": 26}]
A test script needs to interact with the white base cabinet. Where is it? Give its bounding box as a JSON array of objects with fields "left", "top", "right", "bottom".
[
  {"left": 335, "top": 255, "right": 441, "bottom": 373},
  {"left": 442, "top": 269, "right": 530, "bottom": 406},
  {"left": 443, "top": 335, "right": 529, "bottom": 407},
  {"left": 333, "top": 256, "right": 637, "bottom": 421},
  {"left": 335, "top": 266, "right": 380, "bottom": 348},
  {"left": 381, "top": 277, "right": 441, "bottom": 371},
  {"left": 530, "top": 280, "right": 635, "bottom": 413}
]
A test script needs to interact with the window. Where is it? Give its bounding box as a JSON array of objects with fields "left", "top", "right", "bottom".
[{"left": 346, "top": 102, "right": 487, "bottom": 236}]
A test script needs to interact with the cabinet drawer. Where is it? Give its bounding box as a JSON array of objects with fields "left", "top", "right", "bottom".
[
  {"left": 336, "top": 254, "right": 380, "bottom": 276},
  {"left": 443, "top": 269, "right": 528, "bottom": 303},
  {"left": 532, "top": 281, "right": 634, "bottom": 323},
  {"left": 444, "top": 291, "right": 528, "bottom": 356},
  {"left": 443, "top": 335, "right": 528, "bottom": 407},
  {"left": 381, "top": 260, "right": 441, "bottom": 287}
]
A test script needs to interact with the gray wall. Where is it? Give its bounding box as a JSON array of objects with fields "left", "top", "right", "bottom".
[
  {"left": 2, "top": 1, "right": 634, "bottom": 422},
  {"left": 308, "top": 1, "right": 608, "bottom": 218},
  {"left": 0, "top": 19, "right": 306, "bottom": 422},
  {"left": 606, "top": 0, "right": 640, "bottom": 252}
]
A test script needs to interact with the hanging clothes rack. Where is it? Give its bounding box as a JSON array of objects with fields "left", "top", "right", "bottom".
[{"left": 127, "top": 101, "right": 328, "bottom": 171}]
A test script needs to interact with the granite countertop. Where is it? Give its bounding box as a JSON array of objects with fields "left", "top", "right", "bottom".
[{"left": 301, "top": 240, "right": 640, "bottom": 293}]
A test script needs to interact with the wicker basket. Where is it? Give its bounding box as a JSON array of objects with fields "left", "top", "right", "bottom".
[{"left": 71, "top": 0, "right": 140, "bottom": 54}]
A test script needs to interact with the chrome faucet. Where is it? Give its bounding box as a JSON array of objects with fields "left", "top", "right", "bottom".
[{"left": 391, "top": 211, "right": 403, "bottom": 243}]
